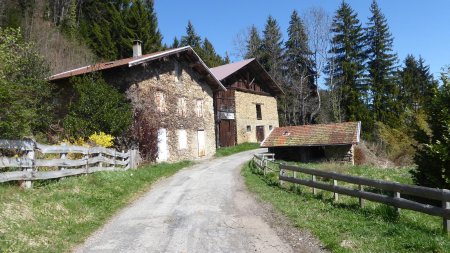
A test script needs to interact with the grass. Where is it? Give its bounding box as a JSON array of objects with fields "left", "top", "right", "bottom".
[
  {"left": 0, "top": 161, "right": 192, "bottom": 253},
  {"left": 243, "top": 161, "right": 450, "bottom": 253},
  {"left": 215, "top": 142, "right": 260, "bottom": 157}
]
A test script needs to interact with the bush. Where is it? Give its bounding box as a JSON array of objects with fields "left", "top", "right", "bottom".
[
  {"left": 88, "top": 132, "right": 114, "bottom": 148},
  {"left": 353, "top": 146, "right": 366, "bottom": 165},
  {"left": 64, "top": 74, "right": 132, "bottom": 138},
  {"left": 373, "top": 122, "right": 416, "bottom": 165}
]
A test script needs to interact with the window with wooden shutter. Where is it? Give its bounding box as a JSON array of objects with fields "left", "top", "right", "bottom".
[
  {"left": 196, "top": 99, "right": 203, "bottom": 117},
  {"left": 155, "top": 91, "right": 166, "bottom": 113},
  {"left": 177, "top": 97, "right": 187, "bottom": 117}
]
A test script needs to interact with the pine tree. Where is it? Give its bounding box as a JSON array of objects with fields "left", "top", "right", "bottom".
[
  {"left": 260, "top": 16, "right": 284, "bottom": 82},
  {"left": 412, "top": 67, "right": 450, "bottom": 189},
  {"left": 180, "top": 20, "right": 202, "bottom": 49},
  {"left": 326, "top": 2, "right": 367, "bottom": 124},
  {"left": 366, "top": 0, "right": 398, "bottom": 126},
  {"left": 126, "top": 0, "right": 163, "bottom": 55},
  {"left": 200, "top": 38, "right": 225, "bottom": 67},
  {"left": 398, "top": 55, "right": 437, "bottom": 112},
  {"left": 245, "top": 25, "right": 262, "bottom": 60},
  {"left": 79, "top": 0, "right": 162, "bottom": 60},
  {"left": 284, "top": 10, "right": 315, "bottom": 125},
  {"left": 171, "top": 37, "right": 180, "bottom": 48}
]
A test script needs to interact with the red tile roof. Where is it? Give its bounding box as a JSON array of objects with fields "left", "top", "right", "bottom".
[{"left": 261, "top": 122, "right": 361, "bottom": 147}]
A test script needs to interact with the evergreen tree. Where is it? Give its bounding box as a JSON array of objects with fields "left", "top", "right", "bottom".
[
  {"left": 398, "top": 55, "right": 437, "bottom": 112},
  {"left": 200, "top": 38, "right": 224, "bottom": 67},
  {"left": 284, "top": 10, "right": 315, "bottom": 125},
  {"left": 223, "top": 52, "right": 231, "bottom": 64},
  {"left": 245, "top": 25, "right": 262, "bottom": 60},
  {"left": 412, "top": 67, "right": 450, "bottom": 189},
  {"left": 366, "top": 0, "right": 398, "bottom": 126},
  {"left": 180, "top": 20, "right": 202, "bottom": 49},
  {"left": 125, "top": 0, "right": 163, "bottom": 55},
  {"left": 260, "top": 16, "right": 284, "bottom": 81},
  {"left": 326, "top": 2, "right": 368, "bottom": 125},
  {"left": 171, "top": 37, "right": 180, "bottom": 48},
  {"left": 80, "top": 0, "right": 162, "bottom": 60}
]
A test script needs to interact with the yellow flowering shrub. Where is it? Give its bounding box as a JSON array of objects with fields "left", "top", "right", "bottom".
[{"left": 88, "top": 132, "right": 115, "bottom": 148}]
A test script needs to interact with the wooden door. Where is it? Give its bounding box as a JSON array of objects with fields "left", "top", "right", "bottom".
[
  {"left": 219, "top": 120, "right": 236, "bottom": 147},
  {"left": 197, "top": 130, "right": 206, "bottom": 157},
  {"left": 256, "top": 126, "right": 265, "bottom": 142},
  {"left": 157, "top": 128, "right": 168, "bottom": 162}
]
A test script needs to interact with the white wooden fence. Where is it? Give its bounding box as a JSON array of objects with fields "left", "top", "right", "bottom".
[{"left": 0, "top": 139, "right": 138, "bottom": 188}]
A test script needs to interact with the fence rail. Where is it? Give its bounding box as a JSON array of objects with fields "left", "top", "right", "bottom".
[
  {"left": 253, "top": 154, "right": 450, "bottom": 233},
  {"left": 0, "top": 139, "right": 138, "bottom": 188}
]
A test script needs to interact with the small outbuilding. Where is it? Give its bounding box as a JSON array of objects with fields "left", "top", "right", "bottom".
[{"left": 261, "top": 122, "right": 361, "bottom": 165}]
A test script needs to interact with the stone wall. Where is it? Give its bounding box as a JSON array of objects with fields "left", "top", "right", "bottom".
[
  {"left": 234, "top": 91, "right": 279, "bottom": 144},
  {"left": 107, "top": 58, "right": 216, "bottom": 162},
  {"left": 323, "top": 145, "right": 354, "bottom": 165}
]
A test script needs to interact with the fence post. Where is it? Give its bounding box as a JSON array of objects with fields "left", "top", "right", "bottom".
[
  {"left": 279, "top": 166, "right": 284, "bottom": 186},
  {"left": 333, "top": 180, "right": 339, "bottom": 201},
  {"left": 312, "top": 175, "right": 317, "bottom": 195},
  {"left": 394, "top": 192, "right": 401, "bottom": 213},
  {"left": 20, "top": 149, "right": 34, "bottom": 189},
  {"left": 443, "top": 199, "right": 449, "bottom": 234},
  {"left": 263, "top": 158, "right": 267, "bottom": 176},
  {"left": 59, "top": 143, "right": 67, "bottom": 179},
  {"left": 121, "top": 150, "right": 125, "bottom": 169},
  {"left": 359, "top": 185, "right": 365, "bottom": 208},
  {"left": 84, "top": 149, "right": 89, "bottom": 174},
  {"left": 293, "top": 171, "right": 297, "bottom": 191},
  {"left": 98, "top": 152, "right": 103, "bottom": 168}
]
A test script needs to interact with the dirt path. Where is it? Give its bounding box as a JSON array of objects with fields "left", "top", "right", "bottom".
[{"left": 74, "top": 149, "right": 324, "bottom": 253}]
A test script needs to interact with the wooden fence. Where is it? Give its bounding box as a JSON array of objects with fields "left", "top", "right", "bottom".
[
  {"left": 253, "top": 154, "right": 450, "bottom": 233},
  {"left": 0, "top": 139, "right": 138, "bottom": 188}
]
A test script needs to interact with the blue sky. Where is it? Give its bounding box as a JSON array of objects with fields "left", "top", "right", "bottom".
[{"left": 155, "top": 0, "right": 450, "bottom": 80}]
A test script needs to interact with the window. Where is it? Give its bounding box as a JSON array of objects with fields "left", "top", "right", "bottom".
[
  {"left": 196, "top": 99, "right": 204, "bottom": 117},
  {"left": 177, "top": 129, "right": 187, "bottom": 150},
  {"left": 269, "top": 125, "right": 273, "bottom": 131},
  {"left": 174, "top": 62, "right": 182, "bottom": 82},
  {"left": 155, "top": 91, "right": 166, "bottom": 113},
  {"left": 177, "top": 97, "right": 187, "bottom": 117},
  {"left": 246, "top": 125, "right": 251, "bottom": 132},
  {"left": 256, "top": 104, "right": 262, "bottom": 120}
]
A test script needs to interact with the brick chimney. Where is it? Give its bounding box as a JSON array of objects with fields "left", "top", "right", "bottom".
[{"left": 133, "top": 40, "right": 142, "bottom": 58}]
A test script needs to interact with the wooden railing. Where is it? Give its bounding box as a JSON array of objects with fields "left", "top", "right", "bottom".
[
  {"left": 0, "top": 139, "right": 138, "bottom": 188},
  {"left": 253, "top": 154, "right": 450, "bottom": 233}
]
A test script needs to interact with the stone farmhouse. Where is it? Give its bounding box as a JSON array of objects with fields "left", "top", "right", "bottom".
[
  {"left": 50, "top": 42, "right": 226, "bottom": 162},
  {"left": 210, "top": 59, "right": 283, "bottom": 147},
  {"left": 261, "top": 122, "right": 361, "bottom": 165}
]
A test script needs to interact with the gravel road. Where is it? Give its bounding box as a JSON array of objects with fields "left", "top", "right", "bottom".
[{"left": 74, "top": 149, "right": 324, "bottom": 253}]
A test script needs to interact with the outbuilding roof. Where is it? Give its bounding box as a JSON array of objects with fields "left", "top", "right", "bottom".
[
  {"left": 261, "top": 122, "right": 361, "bottom": 147},
  {"left": 210, "top": 58, "right": 284, "bottom": 95},
  {"left": 49, "top": 46, "right": 226, "bottom": 91}
]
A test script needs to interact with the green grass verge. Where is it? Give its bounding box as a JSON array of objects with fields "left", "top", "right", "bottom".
[
  {"left": 0, "top": 161, "right": 192, "bottom": 253},
  {"left": 215, "top": 142, "right": 260, "bottom": 157},
  {"left": 243, "top": 161, "right": 450, "bottom": 253}
]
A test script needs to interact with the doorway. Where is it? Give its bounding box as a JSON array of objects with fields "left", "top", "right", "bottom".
[{"left": 256, "top": 126, "right": 265, "bottom": 142}]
